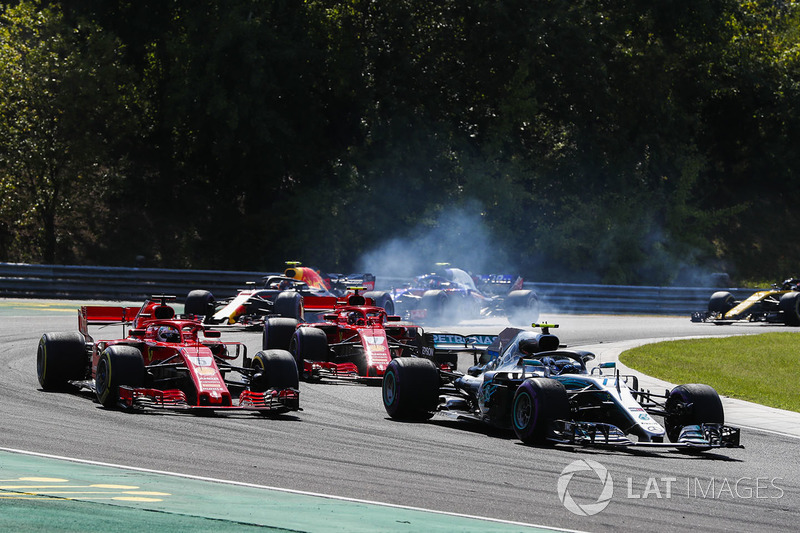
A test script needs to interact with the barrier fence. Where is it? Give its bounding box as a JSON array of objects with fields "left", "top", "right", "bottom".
[{"left": 0, "top": 262, "right": 753, "bottom": 316}]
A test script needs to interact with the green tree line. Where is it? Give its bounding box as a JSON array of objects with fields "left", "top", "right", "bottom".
[{"left": 1, "top": 1, "right": 799, "bottom": 285}]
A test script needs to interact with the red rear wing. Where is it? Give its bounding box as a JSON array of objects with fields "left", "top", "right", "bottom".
[{"left": 79, "top": 306, "right": 140, "bottom": 333}]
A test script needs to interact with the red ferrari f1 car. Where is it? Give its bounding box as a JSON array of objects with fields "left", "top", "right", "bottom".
[
  {"left": 36, "top": 296, "right": 300, "bottom": 414},
  {"left": 185, "top": 262, "right": 394, "bottom": 327},
  {"left": 262, "top": 290, "right": 425, "bottom": 383}
]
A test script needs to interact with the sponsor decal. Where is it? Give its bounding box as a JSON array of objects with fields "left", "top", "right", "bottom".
[
  {"left": 432, "top": 334, "right": 497, "bottom": 346},
  {"left": 187, "top": 356, "right": 213, "bottom": 367}
]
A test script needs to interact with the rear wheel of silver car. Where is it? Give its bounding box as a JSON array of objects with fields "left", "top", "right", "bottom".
[
  {"left": 37, "top": 332, "right": 88, "bottom": 390},
  {"left": 95, "top": 346, "right": 145, "bottom": 408},
  {"left": 382, "top": 358, "right": 439, "bottom": 420},
  {"left": 664, "top": 384, "right": 724, "bottom": 442},
  {"left": 512, "top": 378, "right": 569, "bottom": 444}
]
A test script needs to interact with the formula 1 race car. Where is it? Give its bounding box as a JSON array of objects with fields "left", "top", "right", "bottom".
[
  {"left": 262, "top": 291, "right": 425, "bottom": 383},
  {"left": 691, "top": 278, "right": 800, "bottom": 325},
  {"left": 382, "top": 325, "right": 741, "bottom": 450},
  {"left": 390, "top": 264, "right": 539, "bottom": 326},
  {"left": 36, "top": 296, "right": 300, "bottom": 414},
  {"left": 185, "top": 262, "right": 393, "bottom": 327}
]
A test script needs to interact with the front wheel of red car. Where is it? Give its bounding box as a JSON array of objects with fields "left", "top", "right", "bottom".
[
  {"left": 290, "top": 327, "right": 329, "bottom": 378},
  {"left": 95, "top": 346, "right": 145, "bottom": 408},
  {"left": 382, "top": 358, "right": 439, "bottom": 420},
  {"left": 262, "top": 318, "right": 299, "bottom": 350},
  {"left": 250, "top": 350, "right": 299, "bottom": 391}
]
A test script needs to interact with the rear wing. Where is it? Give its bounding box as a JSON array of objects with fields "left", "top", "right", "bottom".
[
  {"left": 425, "top": 333, "right": 498, "bottom": 350},
  {"left": 420, "top": 332, "right": 497, "bottom": 365},
  {"left": 476, "top": 274, "right": 524, "bottom": 295},
  {"left": 78, "top": 305, "right": 139, "bottom": 335},
  {"left": 326, "top": 273, "right": 376, "bottom": 293}
]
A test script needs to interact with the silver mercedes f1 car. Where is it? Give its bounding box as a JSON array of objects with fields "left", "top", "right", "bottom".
[{"left": 383, "top": 325, "right": 741, "bottom": 451}]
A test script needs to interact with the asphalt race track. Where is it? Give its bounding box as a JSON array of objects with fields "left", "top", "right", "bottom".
[{"left": 2, "top": 308, "right": 799, "bottom": 532}]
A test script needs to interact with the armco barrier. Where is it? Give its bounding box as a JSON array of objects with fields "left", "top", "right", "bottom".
[{"left": 0, "top": 262, "right": 754, "bottom": 316}]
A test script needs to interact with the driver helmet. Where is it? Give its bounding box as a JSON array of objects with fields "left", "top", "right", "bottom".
[
  {"left": 348, "top": 311, "right": 366, "bottom": 325},
  {"left": 157, "top": 326, "right": 180, "bottom": 343}
]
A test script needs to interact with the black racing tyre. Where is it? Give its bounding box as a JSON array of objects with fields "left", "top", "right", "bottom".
[
  {"left": 382, "top": 358, "right": 439, "bottom": 420},
  {"left": 664, "top": 383, "right": 724, "bottom": 443},
  {"left": 512, "top": 378, "right": 569, "bottom": 444},
  {"left": 273, "top": 291, "right": 304, "bottom": 320},
  {"left": 250, "top": 349, "right": 299, "bottom": 391},
  {"left": 363, "top": 291, "right": 395, "bottom": 316},
  {"left": 94, "top": 345, "right": 146, "bottom": 408},
  {"left": 420, "top": 290, "right": 448, "bottom": 324},
  {"left": 505, "top": 290, "right": 541, "bottom": 326},
  {"left": 708, "top": 291, "right": 736, "bottom": 313},
  {"left": 289, "top": 327, "right": 330, "bottom": 376},
  {"left": 262, "top": 317, "right": 299, "bottom": 350},
  {"left": 184, "top": 290, "right": 216, "bottom": 320},
  {"left": 779, "top": 291, "right": 800, "bottom": 326},
  {"left": 37, "top": 332, "right": 88, "bottom": 390}
]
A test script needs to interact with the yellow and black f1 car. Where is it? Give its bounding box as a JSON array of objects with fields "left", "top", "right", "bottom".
[{"left": 691, "top": 278, "right": 800, "bottom": 325}]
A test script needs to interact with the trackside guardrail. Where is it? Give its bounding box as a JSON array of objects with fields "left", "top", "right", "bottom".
[{"left": 0, "top": 262, "right": 754, "bottom": 316}]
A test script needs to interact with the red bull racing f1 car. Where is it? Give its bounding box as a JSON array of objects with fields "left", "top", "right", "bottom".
[
  {"left": 382, "top": 325, "right": 741, "bottom": 450},
  {"left": 185, "top": 262, "right": 393, "bottom": 327},
  {"left": 36, "top": 296, "right": 300, "bottom": 414}
]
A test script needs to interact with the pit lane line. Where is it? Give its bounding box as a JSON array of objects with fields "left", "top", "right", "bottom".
[{"left": 0, "top": 447, "right": 583, "bottom": 533}]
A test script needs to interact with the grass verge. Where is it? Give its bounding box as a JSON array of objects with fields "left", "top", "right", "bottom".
[{"left": 619, "top": 333, "right": 800, "bottom": 412}]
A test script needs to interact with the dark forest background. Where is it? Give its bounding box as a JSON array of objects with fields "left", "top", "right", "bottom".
[{"left": 2, "top": 1, "right": 799, "bottom": 285}]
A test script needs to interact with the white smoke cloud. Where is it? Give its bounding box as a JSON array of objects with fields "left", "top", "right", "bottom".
[{"left": 357, "top": 200, "right": 515, "bottom": 282}]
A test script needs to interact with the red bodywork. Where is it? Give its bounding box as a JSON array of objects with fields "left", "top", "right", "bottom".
[
  {"left": 79, "top": 299, "right": 299, "bottom": 413},
  {"left": 295, "top": 302, "right": 422, "bottom": 383}
]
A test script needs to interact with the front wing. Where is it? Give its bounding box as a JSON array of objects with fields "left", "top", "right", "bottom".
[
  {"left": 548, "top": 420, "right": 741, "bottom": 450},
  {"left": 117, "top": 386, "right": 300, "bottom": 413}
]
